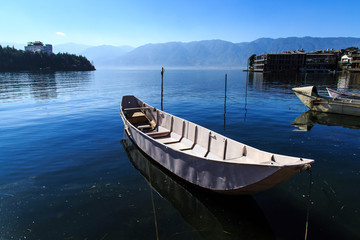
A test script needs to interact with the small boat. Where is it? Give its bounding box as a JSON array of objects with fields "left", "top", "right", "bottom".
[
  {"left": 327, "top": 88, "right": 360, "bottom": 100},
  {"left": 293, "top": 86, "right": 360, "bottom": 117},
  {"left": 121, "top": 135, "right": 275, "bottom": 238},
  {"left": 120, "top": 95, "right": 313, "bottom": 195}
]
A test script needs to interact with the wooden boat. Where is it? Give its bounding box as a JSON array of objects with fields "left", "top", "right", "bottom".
[
  {"left": 121, "top": 135, "right": 275, "bottom": 238},
  {"left": 327, "top": 87, "right": 360, "bottom": 100},
  {"left": 120, "top": 95, "right": 314, "bottom": 195},
  {"left": 293, "top": 86, "right": 360, "bottom": 117}
]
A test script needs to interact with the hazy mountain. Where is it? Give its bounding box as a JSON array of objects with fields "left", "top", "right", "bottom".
[
  {"left": 80, "top": 45, "right": 134, "bottom": 66},
  {"left": 99, "top": 37, "right": 360, "bottom": 68},
  {"left": 103, "top": 40, "right": 245, "bottom": 68},
  {"left": 53, "top": 43, "right": 93, "bottom": 55},
  {"left": 240, "top": 37, "right": 360, "bottom": 55},
  {"left": 4, "top": 37, "right": 360, "bottom": 68}
]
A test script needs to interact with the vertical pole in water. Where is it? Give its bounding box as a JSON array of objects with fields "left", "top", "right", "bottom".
[
  {"left": 224, "top": 74, "right": 227, "bottom": 130},
  {"left": 161, "top": 67, "right": 165, "bottom": 111},
  {"left": 244, "top": 71, "right": 248, "bottom": 121}
]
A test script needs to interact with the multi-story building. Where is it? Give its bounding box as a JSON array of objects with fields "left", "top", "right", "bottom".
[
  {"left": 304, "top": 53, "right": 338, "bottom": 72},
  {"left": 25, "top": 41, "right": 53, "bottom": 54},
  {"left": 252, "top": 50, "right": 339, "bottom": 73},
  {"left": 253, "top": 52, "right": 306, "bottom": 72}
]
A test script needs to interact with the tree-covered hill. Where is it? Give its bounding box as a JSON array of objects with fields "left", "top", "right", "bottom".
[{"left": 0, "top": 45, "right": 95, "bottom": 71}]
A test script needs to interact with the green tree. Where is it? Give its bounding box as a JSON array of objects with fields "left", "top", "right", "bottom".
[{"left": 248, "top": 54, "right": 256, "bottom": 68}]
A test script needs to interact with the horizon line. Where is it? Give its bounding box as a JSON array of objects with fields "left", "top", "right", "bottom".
[{"left": 2, "top": 36, "right": 360, "bottom": 49}]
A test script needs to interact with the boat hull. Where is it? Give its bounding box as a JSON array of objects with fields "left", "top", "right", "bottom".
[
  {"left": 125, "top": 121, "right": 303, "bottom": 194},
  {"left": 121, "top": 135, "right": 275, "bottom": 238},
  {"left": 121, "top": 95, "right": 313, "bottom": 195},
  {"left": 293, "top": 86, "right": 360, "bottom": 116}
]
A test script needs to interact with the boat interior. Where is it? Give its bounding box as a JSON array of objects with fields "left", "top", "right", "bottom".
[{"left": 121, "top": 96, "right": 307, "bottom": 166}]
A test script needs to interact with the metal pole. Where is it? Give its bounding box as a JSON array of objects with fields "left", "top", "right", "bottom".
[
  {"left": 244, "top": 71, "right": 248, "bottom": 121},
  {"left": 161, "top": 67, "right": 164, "bottom": 111},
  {"left": 224, "top": 74, "right": 227, "bottom": 130}
]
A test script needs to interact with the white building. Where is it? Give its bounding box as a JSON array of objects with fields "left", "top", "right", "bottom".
[
  {"left": 341, "top": 54, "right": 352, "bottom": 64},
  {"left": 25, "top": 41, "right": 53, "bottom": 54}
]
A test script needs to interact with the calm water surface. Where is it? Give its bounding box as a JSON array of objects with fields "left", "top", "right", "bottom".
[{"left": 0, "top": 69, "right": 360, "bottom": 239}]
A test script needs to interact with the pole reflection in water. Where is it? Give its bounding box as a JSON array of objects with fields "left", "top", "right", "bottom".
[
  {"left": 121, "top": 134, "right": 275, "bottom": 240},
  {"left": 244, "top": 71, "right": 249, "bottom": 121}
]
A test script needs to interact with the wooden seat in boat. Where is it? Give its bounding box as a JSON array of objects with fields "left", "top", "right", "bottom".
[{"left": 124, "top": 108, "right": 155, "bottom": 132}]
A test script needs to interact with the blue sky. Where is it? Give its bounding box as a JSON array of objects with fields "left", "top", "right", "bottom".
[{"left": 2, "top": 0, "right": 359, "bottom": 47}]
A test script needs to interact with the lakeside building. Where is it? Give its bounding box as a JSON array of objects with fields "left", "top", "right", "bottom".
[
  {"left": 253, "top": 51, "right": 306, "bottom": 72},
  {"left": 338, "top": 52, "right": 360, "bottom": 72},
  {"left": 303, "top": 53, "right": 338, "bottom": 72},
  {"left": 340, "top": 54, "right": 352, "bottom": 65},
  {"left": 25, "top": 41, "right": 53, "bottom": 54},
  {"left": 251, "top": 50, "right": 339, "bottom": 73},
  {"left": 348, "top": 54, "right": 360, "bottom": 72}
]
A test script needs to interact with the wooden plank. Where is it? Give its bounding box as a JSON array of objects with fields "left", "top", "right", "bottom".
[
  {"left": 123, "top": 107, "right": 150, "bottom": 111},
  {"left": 147, "top": 131, "right": 170, "bottom": 138}
]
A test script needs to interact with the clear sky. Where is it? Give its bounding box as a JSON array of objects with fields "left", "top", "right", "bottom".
[{"left": 1, "top": 0, "right": 359, "bottom": 47}]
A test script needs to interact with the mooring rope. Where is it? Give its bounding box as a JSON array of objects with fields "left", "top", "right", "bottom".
[{"left": 304, "top": 167, "right": 313, "bottom": 240}]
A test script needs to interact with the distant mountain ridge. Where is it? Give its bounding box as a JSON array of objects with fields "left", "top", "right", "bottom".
[
  {"left": 107, "top": 37, "right": 360, "bottom": 68},
  {"left": 241, "top": 37, "right": 360, "bottom": 54},
  {"left": 89, "top": 37, "right": 360, "bottom": 68},
  {"left": 107, "top": 40, "right": 244, "bottom": 67},
  {"left": 3, "top": 37, "right": 360, "bottom": 68},
  {"left": 81, "top": 45, "right": 134, "bottom": 66},
  {"left": 53, "top": 42, "right": 93, "bottom": 55}
]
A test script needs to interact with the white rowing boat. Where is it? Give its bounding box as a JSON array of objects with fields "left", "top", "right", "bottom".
[
  {"left": 120, "top": 95, "right": 313, "bottom": 195},
  {"left": 121, "top": 135, "right": 274, "bottom": 238},
  {"left": 327, "top": 88, "right": 360, "bottom": 100},
  {"left": 293, "top": 86, "right": 360, "bottom": 117}
]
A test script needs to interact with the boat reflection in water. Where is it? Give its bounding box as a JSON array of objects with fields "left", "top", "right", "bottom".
[
  {"left": 292, "top": 110, "right": 360, "bottom": 131},
  {"left": 121, "top": 135, "right": 275, "bottom": 240}
]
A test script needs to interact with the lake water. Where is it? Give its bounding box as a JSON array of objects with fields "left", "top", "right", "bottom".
[{"left": 0, "top": 69, "right": 359, "bottom": 240}]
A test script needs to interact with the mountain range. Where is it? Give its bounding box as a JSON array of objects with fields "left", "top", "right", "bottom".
[{"left": 3, "top": 37, "right": 360, "bottom": 68}]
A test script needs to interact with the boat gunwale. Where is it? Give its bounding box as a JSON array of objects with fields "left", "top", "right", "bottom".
[
  {"left": 327, "top": 87, "right": 360, "bottom": 99},
  {"left": 294, "top": 89, "right": 360, "bottom": 107}
]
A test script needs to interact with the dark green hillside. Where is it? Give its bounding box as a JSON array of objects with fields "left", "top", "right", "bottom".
[{"left": 0, "top": 45, "right": 95, "bottom": 71}]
